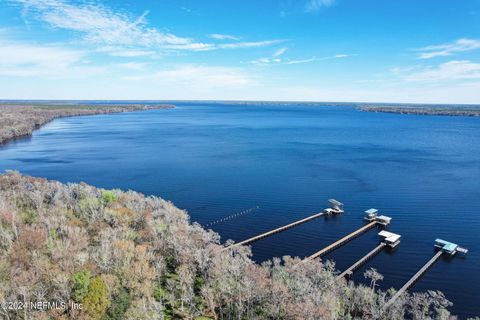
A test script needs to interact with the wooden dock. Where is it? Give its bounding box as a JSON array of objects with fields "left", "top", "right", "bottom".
[
  {"left": 222, "top": 212, "right": 326, "bottom": 251},
  {"left": 337, "top": 242, "right": 386, "bottom": 280},
  {"left": 303, "top": 221, "right": 378, "bottom": 262},
  {"left": 385, "top": 250, "right": 443, "bottom": 308}
]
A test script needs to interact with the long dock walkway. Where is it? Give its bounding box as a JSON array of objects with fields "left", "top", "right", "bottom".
[
  {"left": 222, "top": 212, "right": 326, "bottom": 251},
  {"left": 337, "top": 242, "right": 386, "bottom": 280},
  {"left": 303, "top": 221, "right": 378, "bottom": 262},
  {"left": 385, "top": 250, "right": 443, "bottom": 308}
]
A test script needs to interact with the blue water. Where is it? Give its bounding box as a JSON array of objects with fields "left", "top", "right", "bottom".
[{"left": 1, "top": 102, "right": 479, "bottom": 317}]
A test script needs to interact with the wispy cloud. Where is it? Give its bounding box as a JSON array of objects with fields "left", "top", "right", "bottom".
[
  {"left": 415, "top": 38, "right": 480, "bottom": 59},
  {"left": 252, "top": 53, "right": 349, "bottom": 66},
  {"left": 0, "top": 38, "right": 102, "bottom": 77},
  {"left": 98, "top": 47, "right": 156, "bottom": 57},
  {"left": 273, "top": 47, "right": 288, "bottom": 57},
  {"left": 209, "top": 33, "right": 241, "bottom": 41},
  {"left": 10, "top": 0, "right": 203, "bottom": 49},
  {"left": 285, "top": 54, "right": 349, "bottom": 64},
  {"left": 218, "top": 40, "right": 286, "bottom": 49},
  {"left": 305, "top": 0, "right": 336, "bottom": 12},
  {"left": 9, "top": 0, "right": 281, "bottom": 53},
  {"left": 404, "top": 60, "right": 480, "bottom": 82},
  {"left": 125, "top": 65, "right": 254, "bottom": 88},
  {"left": 283, "top": 57, "right": 317, "bottom": 65}
]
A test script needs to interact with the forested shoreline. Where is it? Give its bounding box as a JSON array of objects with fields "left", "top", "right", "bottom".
[
  {"left": 357, "top": 105, "right": 480, "bottom": 117},
  {"left": 0, "top": 172, "right": 458, "bottom": 319},
  {"left": 0, "top": 104, "right": 174, "bottom": 145}
]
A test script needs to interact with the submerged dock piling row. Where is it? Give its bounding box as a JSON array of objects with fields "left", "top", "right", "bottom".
[{"left": 205, "top": 206, "right": 260, "bottom": 227}]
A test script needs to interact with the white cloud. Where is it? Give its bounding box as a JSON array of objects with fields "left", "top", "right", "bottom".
[
  {"left": 275, "top": 83, "right": 480, "bottom": 104},
  {"left": 125, "top": 65, "right": 254, "bottom": 88},
  {"left": 209, "top": 33, "right": 240, "bottom": 41},
  {"left": 98, "top": 48, "right": 156, "bottom": 57},
  {"left": 404, "top": 60, "right": 480, "bottom": 82},
  {"left": 218, "top": 40, "right": 285, "bottom": 49},
  {"left": 305, "top": 0, "right": 336, "bottom": 12},
  {"left": 251, "top": 53, "right": 349, "bottom": 66},
  {"left": 273, "top": 47, "right": 288, "bottom": 57},
  {"left": 9, "top": 0, "right": 282, "bottom": 53},
  {"left": 11, "top": 0, "right": 201, "bottom": 48},
  {"left": 283, "top": 57, "right": 317, "bottom": 65},
  {"left": 116, "top": 62, "right": 148, "bottom": 70},
  {"left": 415, "top": 38, "right": 480, "bottom": 59},
  {"left": 0, "top": 39, "right": 103, "bottom": 77}
]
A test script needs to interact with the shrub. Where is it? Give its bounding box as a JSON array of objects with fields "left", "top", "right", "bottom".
[
  {"left": 153, "top": 283, "right": 168, "bottom": 302},
  {"left": 101, "top": 190, "right": 117, "bottom": 205}
]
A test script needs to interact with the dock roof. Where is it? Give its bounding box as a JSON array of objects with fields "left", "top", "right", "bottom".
[
  {"left": 377, "top": 215, "right": 392, "bottom": 223},
  {"left": 378, "top": 230, "right": 401, "bottom": 243},
  {"left": 365, "top": 208, "right": 378, "bottom": 215},
  {"left": 435, "top": 239, "right": 459, "bottom": 253},
  {"left": 328, "top": 199, "right": 343, "bottom": 206}
]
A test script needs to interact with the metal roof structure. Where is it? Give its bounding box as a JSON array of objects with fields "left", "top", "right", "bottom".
[
  {"left": 328, "top": 199, "right": 343, "bottom": 207},
  {"left": 378, "top": 230, "right": 401, "bottom": 243},
  {"left": 365, "top": 208, "right": 378, "bottom": 215},
  {"left": 377, "top": 216, "right": 392, "bottom": 223},
  {"left": 434, "top": 239, "right": 468, "bottom": 255},
  {"left": 435, "top": 239, "right": 458, "bottom": 254},
  {"left": 376, "top": 215, "right": 392, "bottom": 225}
]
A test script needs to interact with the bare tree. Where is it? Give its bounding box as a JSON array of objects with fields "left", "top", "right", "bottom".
[{"left": 364, "top": 267, "right": 384, "bottom": 289}]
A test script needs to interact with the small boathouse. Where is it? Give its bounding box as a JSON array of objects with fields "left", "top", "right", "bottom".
[
  {"left": 364, "top": 208, "right": 392, "bottom": 226},
  {"left": 378, "top": 230, "right": 401, "bottom": 248},
  {"left": 324, "top": 199, "right": 344, "bottom": 215}
]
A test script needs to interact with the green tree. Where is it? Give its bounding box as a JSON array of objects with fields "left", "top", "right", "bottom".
[
  {"left": 71, "top": 270, "right": 91, "bottom": 302},
  {"left": 103, "top": 287, "right": 131, "bottom": 320},
  {"left": 83, "top": 276, "right": 111, "bottom": 320}
]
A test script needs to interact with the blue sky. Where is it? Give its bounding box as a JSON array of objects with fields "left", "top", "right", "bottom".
[{"left": 1, "top": 0, "right": 479, "bottom": 103}]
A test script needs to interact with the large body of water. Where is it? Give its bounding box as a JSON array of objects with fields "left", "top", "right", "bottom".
[{"left": 1, "top": 102, "right": 479, "bottom": 317}]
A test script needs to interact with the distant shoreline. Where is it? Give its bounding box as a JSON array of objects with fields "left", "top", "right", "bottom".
[
  {"left": 1, "top": 101, "right": 478, "bottom": 147},
  {"left": 0, "top": 103, "right": 174, "bottom": 145},
  {"left": 358, "top": 105, "right": 480, "bottom": 117}
]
